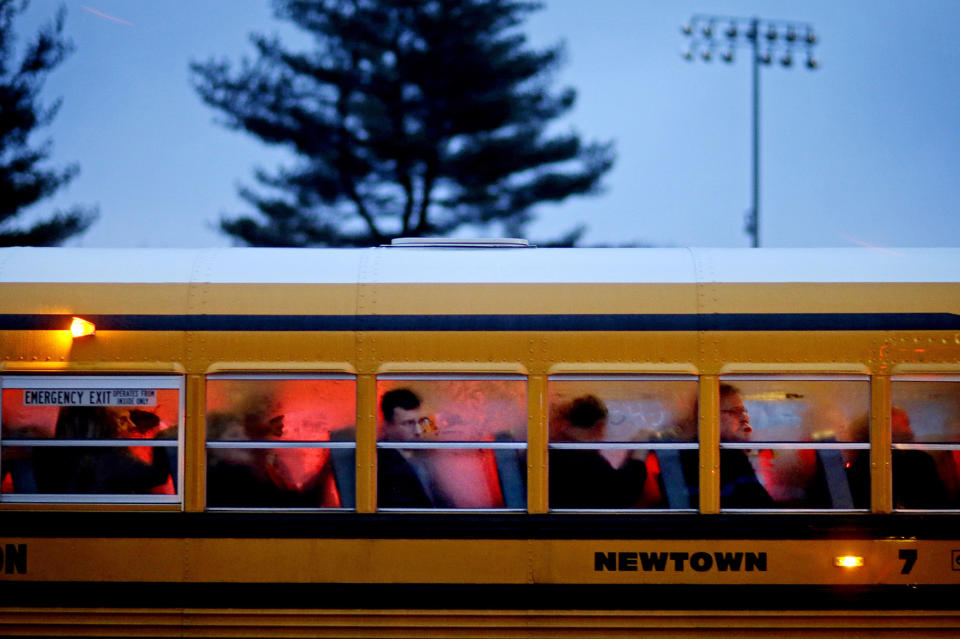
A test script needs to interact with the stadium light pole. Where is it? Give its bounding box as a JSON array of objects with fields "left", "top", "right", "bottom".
[{"left": 682, "top": 15, "right": 818, "bottom": 248}]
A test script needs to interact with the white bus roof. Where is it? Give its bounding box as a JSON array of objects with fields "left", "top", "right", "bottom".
[{"left": 0, "top": 246, "right": 958, "bottom": 285}]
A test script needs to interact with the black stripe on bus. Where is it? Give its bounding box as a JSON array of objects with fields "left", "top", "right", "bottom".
[
  {"left": 1, "top": 312, "right": 959, "bottom": 332},
  {"left": 1, "top": 581, "right": 958, "bottom": 611},
  {"left": 3, "top": 512, "right": 959, "bottom": 540}
]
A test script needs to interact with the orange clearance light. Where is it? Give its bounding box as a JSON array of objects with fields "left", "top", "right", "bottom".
[
  {"left": 835, "top": 556, "right": 864, "bottom": 568},
  {"left": 70, "top": 317, "right": 96, "bottom": 338}
]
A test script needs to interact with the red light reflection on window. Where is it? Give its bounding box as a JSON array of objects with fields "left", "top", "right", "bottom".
[
  {"left": 206, "top": 378, "right": 356, "bottom": 498},
  {"left": 206, "top": 379, "right": 356, "bottom": 440},
  {"left": 1, "top": 386, "right": 181, "bottom": 496},
  {"left": 1, "top": 388, "right": 180, "bottom": 439},
  {"left": 375, "top": 379, "right": 526, "bottom": 442},
  {"left": 375, "top": 378, "right": 525, "bottom": 508}
]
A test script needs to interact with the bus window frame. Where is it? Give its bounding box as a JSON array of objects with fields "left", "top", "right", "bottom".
[
  {"left": 0, "top": 374, "right": 184, "bottom": 505},
  {"left": 375, "top": 372, "right": 528, "bottom": 513},
  {"left": 204, "top": 372, "right": 358, "bottom": 511},
  {"left": 547, "top": 373, "right": 699, "bottom": 514},
  {"left": 890, "top": 375, "right": 960, "bottom": 513},
  {"left": 718, "top": 374, "right": 871, "bottom": 514}
]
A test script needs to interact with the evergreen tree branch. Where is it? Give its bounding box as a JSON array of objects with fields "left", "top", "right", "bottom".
[
  {"left": 0, "top": 1, "right": 93, "bottom": 246},
  {"left": 192, "top": 0, "right": 614, "bottom": 246}
]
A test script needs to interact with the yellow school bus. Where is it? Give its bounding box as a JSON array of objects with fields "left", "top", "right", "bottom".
[{"left": 1, "top": 242, "right": 959, "bottom": 637}]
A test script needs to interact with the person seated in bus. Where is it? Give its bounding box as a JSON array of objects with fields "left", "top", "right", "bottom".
[
  {"left": 127, "top": 409, "right": 179, "bottom": 492},
  {"left": 378, "top": 388, "right": 442, "bottom": 508},
  {"left": 890, "top": 406, "right": 949, "bottom": 508},
  {"left": 847, "top": 407, "right": 947, "bottom": 509},
  {"left": 206, "top": 411, "right": 329, "bottom": 508},
  {"left": 34, "top": 406, "right": 172, "bottom": 494},
  {"left": 549, "top": 395, "right": 647, "bottom": 509},
  {"left": 719, "top": 384, "right": 774, "bottom": 508}
]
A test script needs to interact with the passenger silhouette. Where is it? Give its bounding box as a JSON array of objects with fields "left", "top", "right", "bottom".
[{"left": 549, "top": 395, "right": 647, "bottom": 509}]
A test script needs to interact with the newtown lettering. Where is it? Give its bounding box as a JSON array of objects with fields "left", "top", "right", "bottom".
[
  {"left": 0, "top": 544, "right": 26, "bottom": 575},
  {"left": 595, "top": 550, "right": 767, "bottom": 572}
]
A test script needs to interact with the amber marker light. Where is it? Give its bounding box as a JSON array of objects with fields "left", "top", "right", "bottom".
[
  {"left": 70, "top": 317, "right": 96, "bottom": 338},
  {"left": 835, "top": 556, "right": 864, "bottom": 568}
]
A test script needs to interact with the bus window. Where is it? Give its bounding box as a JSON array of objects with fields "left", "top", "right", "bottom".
[
  {"left": 547, "top": 375, "right": 698, "bottom": 511},
  {"left": 719, "top": 376, "right": 869, "bottom": 511},
  {"left": 0, "top": 376, "right": 182, "bottom": 503},
  {"left": 205, "top": 374, "right": 356, "bottom": 509},
  {"left": 376, "top": 375, "right": 527, "bottom": 510},
  {"left": 890, "top": 377, "right": 960, "bottom": 510}
]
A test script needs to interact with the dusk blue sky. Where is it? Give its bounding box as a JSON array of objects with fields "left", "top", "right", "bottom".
[{"left": 12, "top": 1, "right": 960, "bottom": 248}]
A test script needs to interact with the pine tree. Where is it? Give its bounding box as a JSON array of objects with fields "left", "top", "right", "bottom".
[
  {"left": 0, "top": 1, "right": 96, "bottom": 246},
  {"left": 192, "top": 0, "right": 613, "bottom": 247}
]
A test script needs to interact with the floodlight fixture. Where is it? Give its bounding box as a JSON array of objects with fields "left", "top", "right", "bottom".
[{"left": 679, "top": 13, "right": 819, "bottom": 248}]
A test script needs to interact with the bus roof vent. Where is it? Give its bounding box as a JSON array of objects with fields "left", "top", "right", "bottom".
[{"left": 386, "top": 237, "right": 534, "bottom": 248}]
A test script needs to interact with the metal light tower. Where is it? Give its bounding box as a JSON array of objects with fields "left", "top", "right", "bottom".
[{"left": 682, "top": 15, "right": 818, "bottom": 248}]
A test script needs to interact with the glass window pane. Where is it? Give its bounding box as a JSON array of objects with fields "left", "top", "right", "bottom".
[
  {"left": 720, "top": 379, "right": 869, "bottom": 443},
  {"left": 3, "top": 445, "right": 175, "bottom": 495},
  {"left": 549, "top": 448, "right": 667, "bottom": 509},
  {"left": 206, "top": 447, "right": 353, "bottom": 508},
  {"left": 375, "top": 378, "right": 527, "bottom": 510},
  {"left": 205, "top": 377, "right": 356, "bottom": 509},
  {"left": 719, "top": 379, "right": 869, "bottom": 510},
  {"left": 547, "top": 377, "right": 698, "bottom": 510},
  {"left": 1, "top": 377, "right": 181, "bottom": 500},
  {"left": 548, "top": 378, "right": 698, "bottom": 443},
  {"left": 376, "top": 378, "right": 527, "bottom": 443},
  {"left": 892, "top": 449, "right": 960, "bottom": 509},
  {"left": 889, "top": 379, "right": 960, "bottom": 510},
  {"left": 723, "top": 448, "right": 868, "bottom": 509},
  {"left": 891, "top": 380, "right": 960, "bottom": 443},
  {"left": 2, "top": 388, "right": 180, "bottom": 440},
  {"left": 206, "top": 377, "right": 355, "bottom": 442},
  {"left": 378, "top": 448, "right": 520, "bottom": 509}
]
